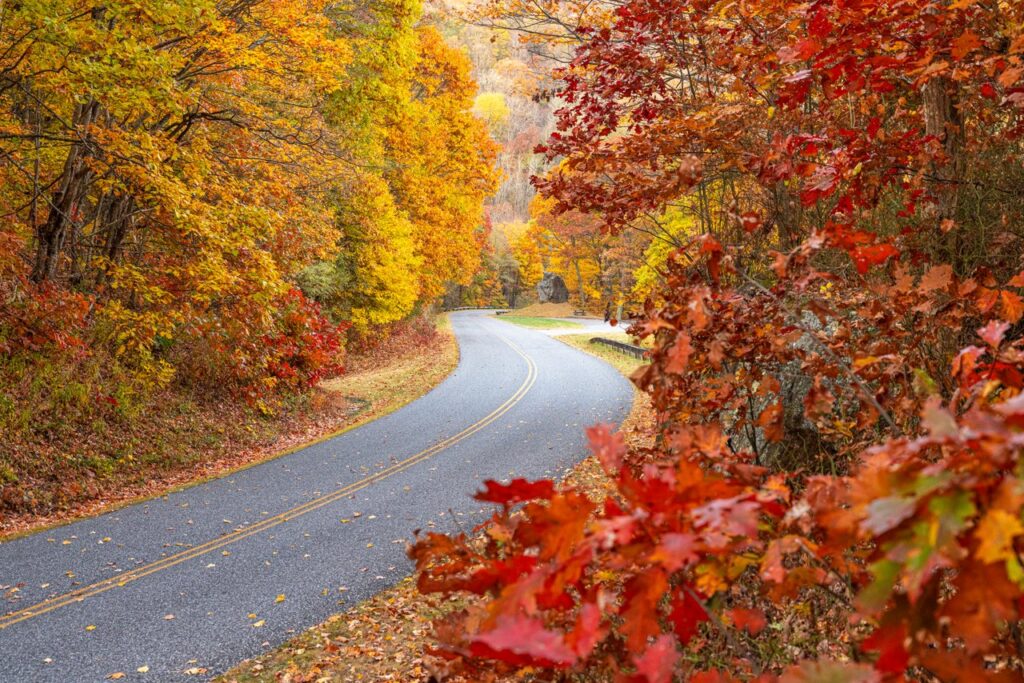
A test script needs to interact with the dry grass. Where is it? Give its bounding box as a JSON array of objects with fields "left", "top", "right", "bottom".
[{"left": 512, "top": 302, "right": 575, "bottom": 317}]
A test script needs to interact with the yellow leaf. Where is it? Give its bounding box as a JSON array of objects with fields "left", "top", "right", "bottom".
[
  {"left": 252, "top": 619, "right": 265, "bottom": 628},
  {"left": 976, "top": 509, "right": 1024, "bottom": 564},
  {"left": 85, "top": 625, "right": 97, "bottom": 632},
  {"left": 137, "top": 665, "right": 150, "bottom": 673},
  {"left": 107, "top": 674, "right": 125, "bottom": 680},
  {"left": 275, "top": 594, "right": 285, "bottom": 603}
]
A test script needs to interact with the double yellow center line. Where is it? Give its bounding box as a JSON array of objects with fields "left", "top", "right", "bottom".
[{"left": 0, "top": 334, "right": 537, "bottom": 631}]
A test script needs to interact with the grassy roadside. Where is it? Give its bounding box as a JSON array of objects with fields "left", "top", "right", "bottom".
[
  {"left": 492, "top": 314, "right": 583, "bottom": 329},
  {"left": 558, "top": 332, "right": 647, "bottom": 372},
  {"left": 218, "top": 332, "right": 652, "bottom": 683},
  {"left": 0, "top": 316, "right": 459, "bottom": 541}
]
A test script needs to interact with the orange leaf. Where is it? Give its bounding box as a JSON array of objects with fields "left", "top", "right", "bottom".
[
  {"left": 1001, "top": 290, "right": 1024, "bottom": 323},
  {"left": 951, "top": 30, "right": 982, "bottom": 60},
  {"left": 665, "top": 331, "right": 693, "bottom": 374},
  {"left": 756, "top": 401, "right": 784, "bottom": 442},
  {"left": 919, "top": 264, "right": 953, "bottom": 293},
  {"left": 727, "top": 607, "right": 767, "bottom": 635},
  {"left": 621, "top": 569, "right": 668, "bottom": 652}
]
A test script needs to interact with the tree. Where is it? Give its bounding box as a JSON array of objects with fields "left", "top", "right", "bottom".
[
  {"left": 413, "top": 1, "right": 1024, "bottom": 680},
  {"left": 473, "top": 92, "right": 512, "bottom": 133},
  {"left": 386, "top": 26, "right": 501, "bottom": 302}
]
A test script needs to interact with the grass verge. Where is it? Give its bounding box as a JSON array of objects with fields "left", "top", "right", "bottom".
[
  {"left": 1, "top": 316, "right": 459, "bottom": 541},
  {"left": 218, "top": 331, "right": 652, "bottom": 683},
  {"left": 493, "top": 315, "right": 583, "bottom": 329}
]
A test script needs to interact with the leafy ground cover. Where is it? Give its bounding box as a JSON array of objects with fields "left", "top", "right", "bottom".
[{"left": 1, "top": 316, "right": 458, "bottom": 540}]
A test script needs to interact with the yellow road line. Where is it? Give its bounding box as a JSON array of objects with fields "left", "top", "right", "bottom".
[{"left": 0, "top": 334, "right": 537, "bottom": 631}]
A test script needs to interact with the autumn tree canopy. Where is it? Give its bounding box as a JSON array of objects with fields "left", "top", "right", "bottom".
[{"left": 0, "top": 0, "right": 497, "bottom": 394}]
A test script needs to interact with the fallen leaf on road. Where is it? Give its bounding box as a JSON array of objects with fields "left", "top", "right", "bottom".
[
  {"left": 107, "top": 674, "right": 125, "bottom": 680},
  {"left": 85, "top": 625, "right": 96, "bottom": 632},
  {"left": 276, "top": 594, "right": 286, "bottom": 603},
  {"left": 253, "top": 620, "right": 265, "bottom": 628},
  {"left": 137, "top": 665, "right": 149, "bottom": 673}
]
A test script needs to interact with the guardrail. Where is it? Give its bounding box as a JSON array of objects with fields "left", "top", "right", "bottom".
[{"left": 590, "top": 336, "right": 647, "bottom": 360}]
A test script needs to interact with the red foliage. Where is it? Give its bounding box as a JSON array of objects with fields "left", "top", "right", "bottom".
[
  {"left": 412, "top": 0, "right": 1024, "bottom": 680},
  {"left": 261, "top": 288, "right": 346, "bottom": 391},
  {"left": 0, "top": 278, "right": 91, "bottom": 355},
  {"left": 182, "top": 287, "right": 346, "bottom": 403}
]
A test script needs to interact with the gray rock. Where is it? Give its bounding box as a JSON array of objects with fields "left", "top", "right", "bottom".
[{"left": 537, "top": 272, "right": 570, "bottom": 303}]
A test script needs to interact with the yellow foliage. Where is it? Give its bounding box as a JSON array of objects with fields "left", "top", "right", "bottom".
[
  {"left": 473, "top": 92, "right": 512, "bottom": 131},
  {"left": 631, "top": 206, "right": 700, "bottom": 301},
  {"left": 386, "top": 27, "right": 501, "bottom": 301}
]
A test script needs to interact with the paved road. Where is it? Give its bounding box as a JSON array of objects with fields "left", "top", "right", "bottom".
[{"left": 0, "top": 311, "right": 632, "bottom": 682}]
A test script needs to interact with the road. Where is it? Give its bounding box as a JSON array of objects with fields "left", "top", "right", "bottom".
[{"left": 0, "top": 311, "right": 633, "bottom": 682}]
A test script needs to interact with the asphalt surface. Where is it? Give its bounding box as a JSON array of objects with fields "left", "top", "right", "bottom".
[{"left": 0, "top": 311, "right": 633, "bottom": 682}]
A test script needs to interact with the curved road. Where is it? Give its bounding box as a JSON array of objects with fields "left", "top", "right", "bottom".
[{"left": 0, "top": 311, "right": 632, "bottom": 682}]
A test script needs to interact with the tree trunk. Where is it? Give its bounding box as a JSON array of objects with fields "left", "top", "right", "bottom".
[
  {"left": 573, "top": 257, "right": 585, "bottom": 308},
  {"left": 31, "top": 100, "right": 99, "bottom": 283},
  {"left": 923, "top": 75, "right": 964, "bottom": 221}
]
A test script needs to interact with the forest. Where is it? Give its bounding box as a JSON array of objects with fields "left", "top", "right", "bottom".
[
  {"left": 2, "top": 0, "right": 1024, "bottom": 681},
  {"left": 0, "top": 0, "right": 497, "bottom": 514}
]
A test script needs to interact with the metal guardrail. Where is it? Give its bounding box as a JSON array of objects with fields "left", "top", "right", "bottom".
[{"left": 590, "top": 336, "right": 647, "bottom": 359}]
